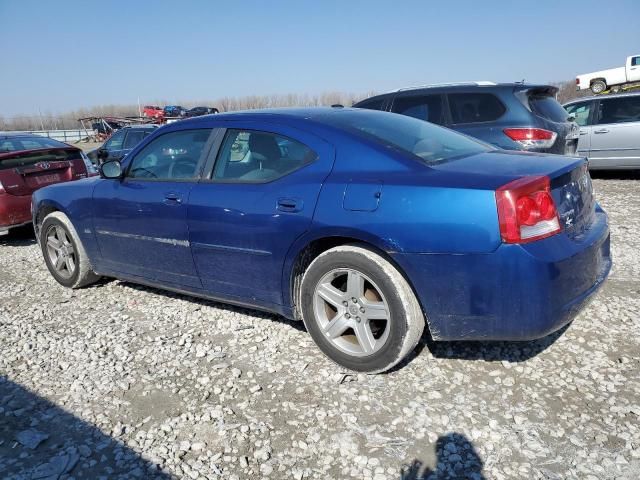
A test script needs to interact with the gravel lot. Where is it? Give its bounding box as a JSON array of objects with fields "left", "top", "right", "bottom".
[{"left": 1, "top": 174, "right": 639, "bottom": 480}]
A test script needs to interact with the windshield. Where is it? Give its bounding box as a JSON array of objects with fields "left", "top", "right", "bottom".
[
  {"left": 0, "top": 136, "right": 67, "bottom": 153},
  {"left": 318, "top": 109, "right": 489, "bottom": 164}
]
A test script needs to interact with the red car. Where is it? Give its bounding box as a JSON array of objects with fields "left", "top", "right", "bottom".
[
  {"left": 142, "top": 105, "right": 165, "bottom": 119},
  {"left": 0, "top": 134, "right": 96, "bottom": 233}
]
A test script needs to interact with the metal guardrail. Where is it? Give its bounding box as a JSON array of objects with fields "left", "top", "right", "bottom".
[{"left": 0, "top": 129, "right": 94, "bottom": 143}]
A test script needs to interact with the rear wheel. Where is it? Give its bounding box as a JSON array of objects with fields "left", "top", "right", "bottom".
[
  {"left": 300, "top": 244, "right": 425, "bottom": 373},
  {"left": 40, "top": 212, "right": 100, "bottom": 288},
  {"left": 590, "top": 80, "right": 607, "bottom": 94}
]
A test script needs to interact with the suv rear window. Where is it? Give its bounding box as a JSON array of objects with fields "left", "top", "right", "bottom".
[
  {"left": 529, "top": 94, "right": 570, "bottom": 123},
  {"left": 448, "top": 93, "right": 506, "bottom": 124}
]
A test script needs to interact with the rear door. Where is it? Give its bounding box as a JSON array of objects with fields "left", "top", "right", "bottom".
[
  {"left": 188, "top": 122, "right": 335, "bottom": 307},
  {"left": 589, "top": 96, "right": 640, "bottom": 168},
  {"left": 390, "top": 93, "right": 445, "bottom": 125},
  {"left": 564, "top": 100, "right": 596, "bottom": 158}
]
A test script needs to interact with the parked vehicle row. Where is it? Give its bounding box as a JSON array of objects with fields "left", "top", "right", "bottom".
[
  {"left": 0, "top": 135, "right": 97, "bottom": 233},
  {"left": 143, "top": 105, "right": 219, "bottom": 119},
  {"left": 31, "top": 108, "right": 611, "bottom": 373}
]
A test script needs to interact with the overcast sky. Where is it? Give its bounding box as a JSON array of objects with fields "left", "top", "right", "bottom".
[{"left": 0, "top": 0, "right": 638, "bottom": 116}]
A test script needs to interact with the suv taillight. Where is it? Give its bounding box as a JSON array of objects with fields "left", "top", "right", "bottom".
[
  {"left": 503, "top": 128, "right": 557, "bottom": 149},
  {"left": 496, "top": 175, "right": 561, "bottom": 243}
]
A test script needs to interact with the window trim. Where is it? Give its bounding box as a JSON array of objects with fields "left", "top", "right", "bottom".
[
  {"left": 201, "top": 127, "right": 319, "bottom": 185},
  {"left": 446, "top": 92, "right": 507, "bottom": 126},
  {"left": 122, "top": 128, "right": 216, "bottom": 183}
]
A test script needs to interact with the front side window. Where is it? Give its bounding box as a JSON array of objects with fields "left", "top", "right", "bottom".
[
  {"left": 632, "top": 56, "right": 640, "bottom": 67},
  {"left": 213, "top": 130, "right": 317, "bottom": 182},
  {"left": 392, "top": 94, "right": 443, "bottom": 124},
  {"left": 126, "top": 129, "right": 212, "bottom": 180},
  {"left": 448, "top": 93, "right": 506, "bottom": 124},
  {"left": 598, "top": 97, "right": 640, "bottom": 125},
  {"left": 104, "top": 130, "right": 126, "bottom": 151},
  {"left": 564, "top": 101, "right": 593, "bottom": 127}
]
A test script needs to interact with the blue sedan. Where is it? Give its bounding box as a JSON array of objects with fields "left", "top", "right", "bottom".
[{"left": 31, "top": 108, "right": 611, "bottom": 373}]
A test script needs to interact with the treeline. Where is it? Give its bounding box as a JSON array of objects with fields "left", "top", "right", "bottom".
[
  {"left": 0, "top": 80, "right": 587, "bottom": 132},
  {"left": 0, "top": 91, "right": 370, "bottom": 131}
]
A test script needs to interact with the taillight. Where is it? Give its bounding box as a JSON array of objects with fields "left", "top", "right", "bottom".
[
  {"left": 576, "top": 78, "right": 580, "bottom": 85},
  {"left": 503, "top": 128, "right": 557, "bottom": 150},
  {"left": 0, "top": 180, "right": 4, "bottom": 194},
  {"left": 495, "top": 175, "right": 561, "bottom": 243}
]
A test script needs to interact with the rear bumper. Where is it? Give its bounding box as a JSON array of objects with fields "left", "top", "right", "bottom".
[
  {"left": 392, "top": 210, "right": 611, "bottom": 341},
  {"left": 0, "top": 193, "right": 32, "bottom": 231}
]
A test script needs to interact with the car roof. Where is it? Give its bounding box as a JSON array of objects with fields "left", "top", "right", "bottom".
[{"left": 564, "top": 91, "right": 640, "bottom": 105}]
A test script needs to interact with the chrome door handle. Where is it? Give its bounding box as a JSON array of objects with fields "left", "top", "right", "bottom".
[{"left": 594, "top": 128, "right": 609, "bottom": 134}]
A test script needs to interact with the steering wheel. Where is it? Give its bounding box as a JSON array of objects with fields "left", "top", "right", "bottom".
[{"left": 168, "top": 158, "right": 197, "bottom": 179}]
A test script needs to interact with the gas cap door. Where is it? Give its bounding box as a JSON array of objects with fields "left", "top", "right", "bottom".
[{"left": 343, "top": 181, "right": 383, "bottom": 212}]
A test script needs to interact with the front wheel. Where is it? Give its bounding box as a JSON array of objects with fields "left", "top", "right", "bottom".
[
  {"left": 40, "top": 212, "right": 100, "bottom": 288},
  {"left": 300, "top": 244, "right": 425, "bottom": 373},
  {"left": 590, "top": 80, "right": 607, "bottom": 94}
]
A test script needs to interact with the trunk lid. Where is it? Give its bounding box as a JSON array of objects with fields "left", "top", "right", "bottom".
[
  {"left": 0, "top": 147, "right": 87, "bottom": 196},
  {"left": 431, "top": 150, "right": 596, "bottom": 239}
]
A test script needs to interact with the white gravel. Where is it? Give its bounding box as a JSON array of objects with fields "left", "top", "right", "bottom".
[{"left": 0, "top": 175, "right": 639, "bottom": 479}]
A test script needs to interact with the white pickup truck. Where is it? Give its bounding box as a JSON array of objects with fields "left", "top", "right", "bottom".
[{"left": 576, "top": 55, "right": 640, "bottom": 94}]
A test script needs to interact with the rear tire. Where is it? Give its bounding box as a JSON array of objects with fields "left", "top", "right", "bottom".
[
  {"left": 590, "top": 80, "right": 607, "bottom": 94},
  {"left": 300, "top": 244, "right": 425, "bottom": 374},
  {"left": 40, "top": 212, "right": 100, "bottom": 288}
]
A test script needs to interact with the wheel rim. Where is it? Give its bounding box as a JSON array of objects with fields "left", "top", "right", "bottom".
[
  {"left": 593, "top": 82, "right": 605, "bottom": 93},
  {"left": 45, "top": 225, "right": 76, "bottom": 279},
  {"left": 313, "top": 268, "right": 391, "bottom": 357}
]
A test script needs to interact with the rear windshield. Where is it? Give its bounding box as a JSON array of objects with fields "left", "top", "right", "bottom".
[
  {"left": 0, "top": 136, "right": 67, "bottom": 153},
  {"left": 0, "top": 149, "right": 80, "bottom": 170},
  {"left": 529, "top": 95, "right": 570, "bottom": 123},
  {"left": 319, "top": 109, "right": 489, "bottom": 165}
]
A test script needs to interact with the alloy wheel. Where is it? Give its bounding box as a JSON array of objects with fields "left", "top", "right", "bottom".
[
  {"left": 313, "top": 268, "right": 391, "bottom": 357},
  {"left": 45, "top": 225, "right": 76, "bottom": 279}
]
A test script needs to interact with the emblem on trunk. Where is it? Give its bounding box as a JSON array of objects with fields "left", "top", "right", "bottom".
[{"left": 36, "top": 161, "right": 51, "bottom": 169}]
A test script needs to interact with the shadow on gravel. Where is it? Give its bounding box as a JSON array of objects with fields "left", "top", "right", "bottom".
[
  {"left": 0, "top": 225, "right": 37, "bottom": 246},
  {"left": 401, "top": 432, "right": 485, "bottom": 479},
  {"left": 590, "top": 170, "right": 640, "bottom": 180},
  {"left": 118, "top": 280, "right": 307, "bottom": 332},
  {"left": 0, "top": 376, "right": 171, "bottom": 479}
]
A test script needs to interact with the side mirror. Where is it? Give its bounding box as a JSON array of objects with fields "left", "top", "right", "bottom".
[
  {"left": 100, "top": 160, "right": 123, "bottom": 179},
  {"left": 567, "top": 113, "right": 576, "bottom": 122},
  {"left": 97, "top": 149, "right": 109, "bottom": 160}
]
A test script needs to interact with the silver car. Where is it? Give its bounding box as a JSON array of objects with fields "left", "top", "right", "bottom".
[{"left": 564, "top": 92, "right": 640, "bottom": 169}]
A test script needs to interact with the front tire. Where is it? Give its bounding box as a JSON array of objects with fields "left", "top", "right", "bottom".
[
  {"left": 590, "top": 80, "right": 607, "bottom": 94},
  {"left": 300, "top": 244, "right": 425, "bottom": 373},
  {"left": 40, "top": 212, "right": 100, "bottom": 288}
]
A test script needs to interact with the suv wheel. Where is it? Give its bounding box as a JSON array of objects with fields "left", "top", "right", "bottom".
[
  {"left": 40, "top": 212, "right": 100, "bottom": 288},
  {"left": 590, "top": 80, "right": 607, "bottom": 94},
  {"left": 300, "top": 244, "right": 425, "bottom": 373}
]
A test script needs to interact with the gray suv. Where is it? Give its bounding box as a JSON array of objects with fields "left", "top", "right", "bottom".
[{"left": 564, "top": 92, "right": 640, "bottom": 170}]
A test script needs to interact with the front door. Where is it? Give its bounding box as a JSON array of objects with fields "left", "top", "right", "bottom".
[
  {"left": 188, "top": 123, "right": 335, "bottom": 307},
  {"left": 92, "top": 127, "right": 215, "bottom": 287},
  {"left": 564, "top": 100, "right": 595, "bottom": 158},
  {"left": 590, "top": 96, "right": 640, "bottom": 168}
]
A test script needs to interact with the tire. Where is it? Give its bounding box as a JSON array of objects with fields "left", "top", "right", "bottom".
[
  {"left": 300, "top": 244, "right": 425, "bottom": 373},
  {"left": 590, "top": 80, "right": 607, "bottom": 94},
  {"left": 39, "top": 212, "right": 100, "bottom": 288}
]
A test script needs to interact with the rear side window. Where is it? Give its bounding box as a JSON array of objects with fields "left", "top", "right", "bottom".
[
  {"left": 448, "top": 93, "right": 506, "bottom": 124},
  {"left": 392, "top": 95, "right": 444, "bottom": 124},
  {"left": 355, "top": 97, "right": 386, "bottom": 111},
  {"left": 529, "top": 95, "right": 570, "bottom": 123},
  {"left": 213, "top": 130, "right": 317, "bottom": 183},
  {"left": 598, "top": 96, "right": 640, "bottom": 124},
  {"left": 564, "top": 101, "right": 593, "bottom": 127}
]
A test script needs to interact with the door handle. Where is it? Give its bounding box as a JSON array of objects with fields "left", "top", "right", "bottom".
[
  {"left": 579, "top": 130, "right": 589, "bottom": 135},
  {"left": 276, "top": 197, "right": 303, "bottom": 213},
  {"left": 164, "top": 193, "right": 183, "bottom": 205},
  {"left": 594, "top": 128, "right": 609, "bottom": 134}
]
